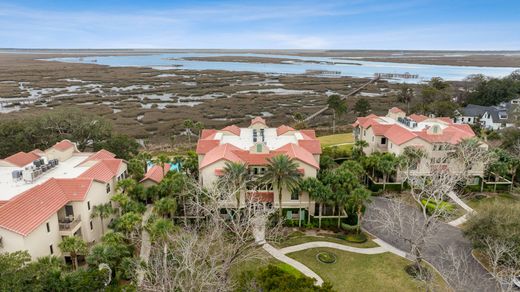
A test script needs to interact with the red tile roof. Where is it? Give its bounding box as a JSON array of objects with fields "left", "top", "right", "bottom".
[
  {"left": 200, "top": 129, "right": 217, "bottom": 139},
  {"left": 79, "top": 149, "right": 116, "bottom": 165},
  {"left": 0, "top": 200, "right": 8, "bottom": 208},
  {"left": 199, "top": 142, "right": 320, "bottom": 169},
  {"left": 0, "top": 178, "right": 93, "bottom": 236},
  {"left": 79, "top": 159, "right": 123, "bottom": 182},
  {"left": 300, "top": 130, "right": 317, "bottom": 139},
  {"left": 199, "top": 144, "right": 243, "bottom": 169},
  {"left": 52, "top": 140, "right": 75, "bottom": 152},
  {"left": 140, "top": 163, "right": 170, "bottom": 184},
  {"left": 196, "top": 139, "right": 221, "bottom": 154},
  {"left": 355, "top": 113, "right": 476, "bottom": 145},
  {"left": 2, "top": 151, "right": 41, "bottom": 167},
  {"left": 274, "top": 143, "right": 319, "bottom": 169},
  {"left": 221, "top": 125, "right": 241, "bottom": 136},
  {"left": 30, "top": 149, "right": 45, "bottom": 156},
  {"left": 276, "top": 125, "right": 295, "bottom": 136},
  {"left": 298, "top": 140, "right": 322, "bottom": 154},
  {"left": 408, "top": 114, "right": 428, "bottom": 123},
  {"left": 251, "top": 116, "right": 266, "bottom": 125}
]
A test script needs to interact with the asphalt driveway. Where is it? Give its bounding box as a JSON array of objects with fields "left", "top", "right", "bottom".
[{"left": 363, "top": 197, "right": 498, "bottom": 292}]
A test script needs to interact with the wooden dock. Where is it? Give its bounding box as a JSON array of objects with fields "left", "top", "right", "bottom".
[{"left": 303, "top": 76, "right": 380, "bottom": 123}]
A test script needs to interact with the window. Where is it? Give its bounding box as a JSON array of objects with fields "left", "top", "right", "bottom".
[
  {"left": 65, "top": 205, "right": 74, "bottom": 217},
  {"left": 256, "top": 143, "right": 262, "bottom": 152},
  {"left": 106, "top": 183, "right": 111, "bottom": 193},
  {"left": 87, "top": 201, "right": 91, "bottom": 210},
  {"left": 46, "top": 222, "right": 50, "bottom": 233},
  {"left": 49, "top": 244, "right": 54, "bottom": 255},
  {"left": 291, "top": 190, "right": 300, "bottom": 201},
  {"left": 381, "top": 137, "right": 387, "bottom": 145},
  {"left": 90, "top": 220, "right": 93, "bottom": 230}
]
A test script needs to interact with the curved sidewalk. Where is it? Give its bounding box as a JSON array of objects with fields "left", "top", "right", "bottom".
[
  {"left": 263, "top": 243, "right": 324, "bottom": 286},
  {"left": 262, "top": 238, "right": 410, "bottom": 287},
  {"left": 278, "top": 241, "right": 387, "bottom": 255}
]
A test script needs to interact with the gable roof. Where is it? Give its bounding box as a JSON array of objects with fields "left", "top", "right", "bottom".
[
  {"left": 52, "top": 140, "right": 75, "bottom": 152},
  {"left": 408, "top": 114, "right": 428, "bottom": 123},
  {"left": 276, "top": 125, "right": 295, "bottom": 136},
  {"left": 1, "top": 151, "right": 41, "bottom": 167},
  {"left": 196, "top": 139, "right": 221, "bottom": 155},
  {"left": 389, "top": 107, "right": 405, "bottom": 114},
  {"left": 274, "top": 143, "right": 320, "bottom": 169},
  {"left": 250, "top": 116, "right": 266, "bottom": 126},
  {"left": 79, "top": 159, "right": 123, "bottom": 182},
  {"left": 0, "top": 178, "right": 93, "bottom": 236},
  {"left": 79, "top": 149, "right": 116, "bottom": 165},
  {"left": 221, "top": 125, "right": 241, "bottom": 136},
  {"left": 140, "top": 163, "right": 171, "bottom": 184}
]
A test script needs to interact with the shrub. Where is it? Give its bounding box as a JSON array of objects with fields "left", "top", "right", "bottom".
[
  {"left": 316, "top": 252, "right": 337, "bottom": 264},
  {"left": 420, "top": 199, "right": 455, "bottom": 215},
  {"left": 340, "top": 222, "right": 358, "bottom": 232},
  {"left": 345, "top": 232, "right": 367, "bottom": 243},
  {"left": 236, "top": 264, "right": 334, "bottom": 291}
]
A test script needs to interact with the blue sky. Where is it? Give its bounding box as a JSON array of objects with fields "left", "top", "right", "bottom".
[{"left": 0, "top": 0, "right": 519, "bottom": 50}]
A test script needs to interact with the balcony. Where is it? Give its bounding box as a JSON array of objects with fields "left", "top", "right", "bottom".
[{"left": 59, "top": 215, "right": 82, "bottom": 234}]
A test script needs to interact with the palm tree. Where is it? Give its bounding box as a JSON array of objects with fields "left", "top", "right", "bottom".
[
  {"left": 399, "top": 146, "right": 426, "bottom": 185},
  {"left": 115, "top": 212, "right": 142, "bottom": 240},
  {"left": 397, "top": 83, "right": 414, "bottom": 113},
  {"left": 136, "top": 151, "right": 152, "bottom": 174},
  {"left": 262, "top": 155, "right": 301, "bottom": 218},
  {"left": 315, "top": 185, "right": 333, "bottom": 229},
  {"left": 327, "top": 95, "right": 347, "bottom": 134},
  {"left": 376, "top": 153, "right": 398, "bottom": 191},
  {"left": 91, "top": 203, "right": 114, "bottom": 235},
  {"left": 353, "top": 140, "right": 369, "bottom": 159},
  {"left": 194, "top": 121, "right": 204, "bottom": 138},
  {"left": 148, "top": 218, "right": 175, "bottom": 275},
  {"left": 154, "top": 197, "right": 177, "bottom": 218},
  {"left": 111, "top": 193, "right": 130, "bottom": 215},
  {"left": 59, "top": 236, "right": 87, "bottom": 271},
  {"left": 183, "top": 119, "right": 194, "bottom": 143},
  {"left": 117, "top": 178, "right": 137, "bottom": 194},
  {"left": 300, "top": 178, "right": 330, "bottom": 226},
  {"left": 348, "top": 187, "right": 372, "bottom": 234},
  {"left": 222, "top": 161, "right": 250, "bottom": 208}
]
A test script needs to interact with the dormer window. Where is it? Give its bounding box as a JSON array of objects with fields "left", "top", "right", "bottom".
[{"left": 256, "top": 143, "right": 263, "bottom": 153}]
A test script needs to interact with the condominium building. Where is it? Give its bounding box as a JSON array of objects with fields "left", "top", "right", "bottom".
[
  {"left": 0, "top": 140, "right": 127, "bottom": 260},
  {"left": 353, "top": 107, "right": 486, "bottom": 180},
  {"left": 196, "top": 117, "right": 321, "bottom": 217}
]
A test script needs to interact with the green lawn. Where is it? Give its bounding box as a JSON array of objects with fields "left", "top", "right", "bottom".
[
  {"left": 318, "top": 133, "right": 354, "bottom": 147},
  {"left": 272, "top": 234, "right": 379, "bottom": 249},
  {"left": 466, "top": 193, "right": 519, "bottom": 212},
  {"left": 287, "top": 248, "right": 449, "bottom": 292}
]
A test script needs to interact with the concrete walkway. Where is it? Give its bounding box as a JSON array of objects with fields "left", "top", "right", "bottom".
[
  {"left": 447, "top": 191, "right": 475, "bottom": 227},
  {"left": 263, "top": 243, "right": 324, "bottom": 286},
  {"left": 279, "top": 241, "right": 387, "bottom": 255},
  {"left": 137, "top": 204, "right": 154, "bottom": 285},
  {"left": 448, "top": 191, "right": 474, "bottom": 212}
]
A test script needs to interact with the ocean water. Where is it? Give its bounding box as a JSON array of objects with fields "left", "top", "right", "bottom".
[{"left": 48, "top": 53, "right": 518, "bottom": 83}]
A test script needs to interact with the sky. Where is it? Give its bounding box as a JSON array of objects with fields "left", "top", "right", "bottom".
[{"left": 0, "top": 0, "right": 519, "bottom": 50}]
